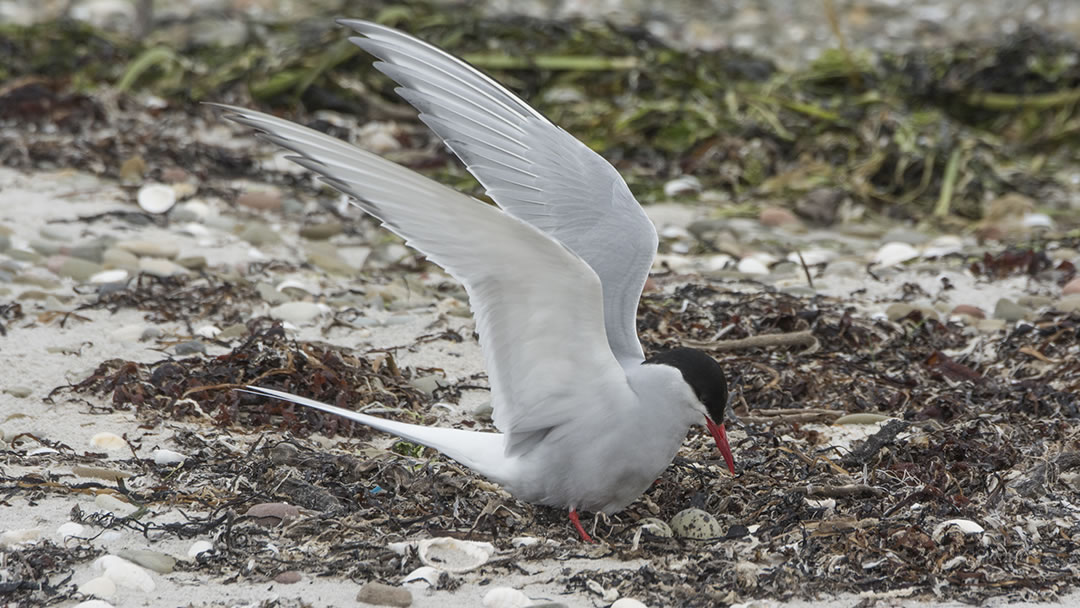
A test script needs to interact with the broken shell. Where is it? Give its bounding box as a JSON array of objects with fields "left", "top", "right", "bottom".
[
  {"left": 136, "top": 184, "right": 177, "bottom": 214},
  {"left": 152, "top": 449, "right": 186, "bottom": 465},
  {"left": 932, "top": 518, "right": 984, "bottom": 541},
  {"left": 872, "top": 242, "right": 918, "bottom": 267},
  {"left": 187, "top": 540, "right": 214, "bottom": 559},
  {"left": 417, "top": 537, "right": 495, "bottom": 573},
  {"left": 90, "top": 432, "right": 127, "bottom": 451},
  {"left": 401, "top": 566, "right": 441, "bottom": 587},
  {"left": 481, "top": 587, "right": 530, "bottom": 608}
]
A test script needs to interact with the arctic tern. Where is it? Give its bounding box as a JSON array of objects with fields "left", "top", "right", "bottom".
[{"left": 221, "top": 18, "right": 736, "bottom": 542}]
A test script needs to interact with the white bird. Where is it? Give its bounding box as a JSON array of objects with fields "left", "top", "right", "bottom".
[{"left": 219, "top": 18, "right": 735, "bottom": 542}]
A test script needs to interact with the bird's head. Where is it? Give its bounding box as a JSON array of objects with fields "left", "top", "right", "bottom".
[{"left": 644, "top": 347, "right": 735, "bottom": 474}]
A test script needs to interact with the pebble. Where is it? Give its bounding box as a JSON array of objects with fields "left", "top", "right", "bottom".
[
  {"left": 872, "top": 242, "right": 919, "bottom": 267},
  {"left": 104, "top": 559, "right": 156, "bottom": 592},
  {"left": 117, "top": 549, "right": 176, "bottom": 574},
  {"left": 115, "top": 239, "right": 180, "bottom": 259},
  {"left": 236, "top": 189, "right": 283, "bottom": 211},
  {"left": 136, "top": 183, "right": 177, "bottom": 214},
  {"left": 173, "top": 340, "right": 206, "bottom": 355},
  {"left": 758, "top": 206, "right": 800, "bottom": 227},
  {"left": 736, "top": 257, "right": 770, "bottom": 275},
  {"left": 1017, "top": 295, "right": 1053, "bottom": 309},
  {"left": 102, "top": 247, "right": 139, "bottom": 270},
  {"left": 57, "top": 522, "right": 86, "bottom": 539},
  {"left": 238, "top": 221, "right": 280, "bottom": 246},
  {"left": 50, "top": 256, "right": 104, "bottom": 282},
  {"left": 90, "top": 432, "right": 127, "bottom": 451},
  {"left": 409, "top": 374, "right": 443, "bottom": 396},
  {"left": 245, "top": 502, "right": 301, "bottom": 527},
  {"left": 90, "top": 269, "right": 129, "bottom": 284},
  {"left": 94, "top": 494, "right": 137, "bottom": 517},
  {"left": 187, "top": 540, "right": 214, "bottom": 559},
  {"left": 172, "top": 200, "right": 210, "bottom": 222},
  {"left": 356, "top": 581, "right": 413, "bottom": 607},
  {"left": 951, "top": 304, "right": 985, "bottom": 319},
  {"left": 78, "top": 576, "right": 117, "bottom": 598},
  {"left": 73, "top": 601, "right": 115, "bottom": 608},
  {"left": 275, "top": 570, "right": 303, "bottom": 584},
  {"left": 993, "top": 298, "right": 1030, "bottom": 322},
  {"left": 177, "top": 255, "right": 207, "bottom": 270},
  {"left": 1054, "top": 294, "right": 1080, "bottom": 313},
  {"left": 0, "top": 528, "right": 41, "bottom": 546},
  {"left": 481, "top": 587, "right": 530, "bottom": 608},
  {"left": 885, "top": 303, "right": 936, "bottom": 322},
  {"left": 217, "top": 323, "right": 249, "bottom": 340},
  {"left": 611, "top": 600, "right": 650, "bottom": 608},
  {"left": 795, "top": 187, "right": 844, "bottom": 225},
  {"left": 138, "top": 257, "right": 188, "bottom": 277},
  {"left": 663, "top": 175, "right": 702, "bottom": 197},
  {"left": 306, "top": 246, "right": 356, "bottom": 276},
  {"left": 300, "top": 221, "right": 344, "bottom": 240},
  {"left": 1064, "top": 277, "right": 1080, "bottom": 295},
  {"left": 669, "top": 508, "right": 722, "bottom": 539},
  {"left": 4, "top": 386, "right": 32, "bottom": 398},
  {"left": 269, "top": 301, "right": 324, "bottom": 325},
  {"left": 152, "top": 448, "right": 186, "bottom": 465}
]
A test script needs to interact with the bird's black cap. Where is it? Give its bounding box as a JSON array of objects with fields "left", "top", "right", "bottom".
[{"left": 644, "top": 347, "right": 728, "bottom": 423}]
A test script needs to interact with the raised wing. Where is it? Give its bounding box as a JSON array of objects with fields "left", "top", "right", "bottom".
[
  {"left": 216, "top": 105, "right": 632, "bottom": 455},
  {"left": 339, "top": 19, "right": 658, "bottom": 365}
]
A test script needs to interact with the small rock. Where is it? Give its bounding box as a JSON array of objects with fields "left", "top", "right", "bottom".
[
  {"left": 104, "top": 559, "right": 155, "bottom": 592},
  {"left": 269, "top": 442, "right": 300, "bottom": 465},
  {"left": 1063, "top": 277, "right": 1080, "bottom": 295},
  {"left": 50, "top": 256, "right": 104, "bottom": 282},
  {"left": 57, "top": 522, "right": 86, "bottom": 539},
  {"left": 611, "top": 600, "right": 649, "bottom": 608},
  {"left": 356, "top": 581, "right": 412, "bottom": 607},
  {"left": 300, "top": 221, "right": 344, "bottom": 240},
  {"left": 245, "top": 502, "right": 301, "bottom": 527},
  {"left": 951, "top": 305, "right": 985, "bottom": 319},
  {"left": 31, "top": 239, "right": 62, "bottom": 255},
  {"left": 90, "top": 269, "right": 129, "bottom": 284},
  {"left": 173, "top": 341, "right": 206, "bottom": 356},
  {"left": 136, "top": 184, "right": 177, "bottom": 214},
  {"left": 117, "top": 549, "right": 176, "bottom": 574},
  {"left": 795, "top": 187, "right": 844, "bottom": 225},
  {"left": 736, "top": 257, "right": 770, "bottom": 275},
  {"left": 90, "top": 432, "right": 127, "bottom": 451},
  {"left": 115, "top": 239, "right": 180, "bottom": 259},
  {"left": 70, "top": 242, "right": 107, "bottom": 263},
  {"left": 152, "top": 449, "right": 186, "bottom": 465},
  {"left": 758, "top": 206, "right": 799, "bottom": 228},
  {"left": 217, "top": 323, "right": 248, "bottom": 340},
  {"left": 358, "top": 121, "right": 403, "bottom": 154},
  {"left": 94, "top": 495, "right": 137, "bottom": 517},
  {"left": 993, "top": 298, "right": 1030, "bottom": 322},
  {"left": 881, "top": 227, "right": 930, "bottom": 246},
  {"left": 873, "top": 242, "right": 919, "bottom": 267},
  {"left": 195, "top": 325, "right": 221, "bottom": 339},
  {"left": 885, "top": 303, "right": 916, "bottom": 321},
  {"left": 103, "top": 247, "right": 139, "bottom": 270},
  {"left": 823, "top": 259, "right": 861, "bottom": 277},
  {"left": 236, "top": 190, "right": 283, "bottom": 211},
  {"left": 481, "top": 587, "right": 529, "bottom": 608},
  {"left": 187, "top": 540, "right": 214, "bottom": 559},
  {"left": 176, "top": 256, "right": 207, "bottom": 270},
  {"left": 976, "top": 318, "right": 1007, "bottom": 332},
  {"left": 0, "top": 528, "right": 41, "bottom": 547},
  {"left": 669, "top": 508, "right": 722, "bottom": 539},
  {"left": 409, "top": 374, "right": 442, "bottom": 396},
  {"left": 78, "top": 576, "right": 117, "bottom": 598},
  {"left": 1053, "top": 294, "right": 1080, "bottom": 313},
  {"left": 269, "top": 301, "right": 324, "bottom": 325},
  {"left": 4, "top": 386, "right": 32, "bottom": 398},
  {"left": 238, "top": 222, "right": 280, "bottom": 246},
  {"left": 663, "top": 175, "right": 702, "bottom": 197},
  {"left": 275, "top": 570, "right": 303, "bottom": 584},
  {"left": 119, "top": 156, "right": 147, "bottom": 183},
  {"left": 138, "top": 257, "right": 188, "bottom": 277},
  {"left": 73, "top": 601, "right": 115, "bottom": 608},
  {"left": 1017, "top": 295, "right": 1053, "bottom": 309}
]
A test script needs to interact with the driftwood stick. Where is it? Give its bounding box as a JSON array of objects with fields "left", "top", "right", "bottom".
[{"left": 685, "top": 330, "right": 819, "bottom": 353}]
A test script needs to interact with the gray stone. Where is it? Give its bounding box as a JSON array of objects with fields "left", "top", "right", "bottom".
[
  {"left": 269, "top": 301, "right": 323, "bottom": 325},
  {"left": 1017, "top": 295, "right": 1053, "bottom": 309},
  {"left": 103, "top": 247, "right": 139, "bottom": 270},
  {"left": 217, "top": 323, "right": 248, "bottom": 340},
  {"left": 54, "top": 257, "right": 103, "bottom": 282},
  {"left": 117, "top": 549, "right": 176, "bottom": 574},
  {"left": 255, "top": 283, "right": 289, "bottom": 306},
  {"left": 116, "top": 239, "right": 180, "bottom": 259},
  {"left": 70, "top": 242, "right": 108, "bottom": 263},
  {"left": 6, "top": 249, "right": 41, "bottom": 263},
  {"left": 176, "top": 256, "right": 207, "bottom": 270},
  {"left": 993, "top": 298, "right": 1031, "bottom": 322},
  {"left": 355, "top": 581, "right": 412, "bottom": 607},
  {"left": 30, "top": 240, "right": 62, "bottom": 256},
  {"left": 1053, "top": 295, "right": 1080, "bottom": 313},
  {"left": 881, "top": 227, "right": 931, "bottom": 245},
  {"left": 238, "top": 222, "right": 280, "bottom": 247},
  {"left": 0, "top": 234, "right": 10, "bottom": 252},
  {"left": 409, "top": 374, "right": 442, "bottom": 396},
  {"left": 823, "top": 259, "right": 861, "bottom": 277},
  {"left": 173, "top": 341, "right": 206, "bottom": 356},
  {"left": 3, "top": 386, "right": 32, "bottom": 398},
  {"left": 299, "top": 221, "right": 344, "bottom": 240},
  {"left": 138, "top": 258, "right": 188, "bottom": 277}
]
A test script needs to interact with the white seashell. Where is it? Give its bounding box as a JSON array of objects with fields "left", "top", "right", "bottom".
[
  {"left": 872, "top": 242, "right": 919, "bottom": 267},
  {"left": 137, "top": 184, "right": 177, "bottom": 214},
  {"left": 187, "top": 540, "right": 214, "bottom": 559},
  {"left": 416, "top": 537, "right": 495, "bottom": 573},
  {"left": 27, "top": 447, "right": 59, "bottom": 456},
  {"left": 787, "top": 248, "right": 834, "bottom": 266},
  {"left": 89, "top": 432, "right": 126, "bottom": 451},
  {"left": 152, "top": 449, "right": 186, "bottom": 465},
  {"left": 933, "top": 518, "right": 984, "bottom": 540},
  {"left": 194, "top": 325, "right": 221, "bottom": 339},
  {"left": 704, "top": 254, "right": 734, "bottom": 272},
  {"left": 0, "top": 528, "right": 41, "bottom": 547},
  {"left": 736, "top": 257, "right": 770, "bottom": 275},
  {"left": 57, "top": 522, "right": 85, "bottom": 539},
  {"left": 481, "top": 587, "right": 531, "bottom": 608},
  {"left": 1022, "top": 213, "right": 1053, "bottom": 229},
  {"left": 89, "top": 269, "right": 129, "bottom": 284},
  {"left": 94, "top": 555, "right": 132, "bottom": 572},
  {"left": 275, "top": 278, "right": 317, "bottom": 294},
  {"left": 104, "top": 560, "right": 156, "bottom": 592},
  {"left": 178, "top": 222, "right": 211, "bottom": 237},
  {"left": 612, "top": 599, "right": 650, "bottom": 608},
  {"left": 73, "top": 601, "right": 115, "bottom": 608},
  {"left": 387, "top": 540, "right": 415, "bottom": 556},
  {"left": 663, "top": 175, "right": 702, "bottom": 197},
  {"left": 920, "top": 235, "right": 964, "bottom": 258},
  {"left": 78, "top": 576, "right": 117, "bottom": 598},
  {"left": 510, "top": 536, "right": 540, "bottom": 547},
  {"left": 401, "top": 566, "right": 442, "bottom": 586},
  {"left": 94, "top": 494, "right": 136, "bottom": 517}
]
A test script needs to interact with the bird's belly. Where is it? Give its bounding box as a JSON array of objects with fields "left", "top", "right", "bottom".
[{"left": 504, "top": 425, "right": 680, "bottom": 514}]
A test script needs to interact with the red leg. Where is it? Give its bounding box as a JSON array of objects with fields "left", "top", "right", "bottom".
[{"left": 568, "top": 508, "right": 593, "bottom": 543}]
